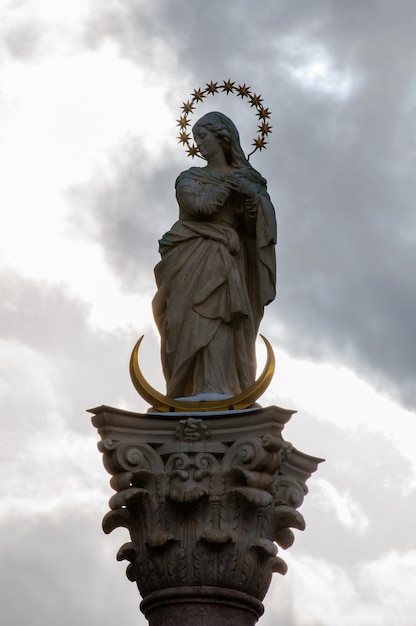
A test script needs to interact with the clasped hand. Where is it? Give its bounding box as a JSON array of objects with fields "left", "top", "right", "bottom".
[{"left": 225, "top": 172, "right": 256, "bottom": 200}]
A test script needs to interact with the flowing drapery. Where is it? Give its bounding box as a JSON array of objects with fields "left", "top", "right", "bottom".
[{"left": 152, "top": 166, "right": 276, "bottom": 398}]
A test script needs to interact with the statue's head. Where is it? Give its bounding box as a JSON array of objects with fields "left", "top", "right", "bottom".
[{"left": 193, "top": 112, "right": 247, "bottom": 166}]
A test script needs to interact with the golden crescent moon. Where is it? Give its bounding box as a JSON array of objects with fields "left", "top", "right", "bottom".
[{"left": 129, "top": 334, "right": 275, "bottom": 412}]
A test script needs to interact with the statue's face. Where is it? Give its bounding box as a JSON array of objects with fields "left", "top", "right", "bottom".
[{"left": 193, "top": 126, "right": 222, "bottom": 160}]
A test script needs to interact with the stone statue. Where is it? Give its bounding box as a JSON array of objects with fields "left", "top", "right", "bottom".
[
  {"left": 152, "top": 112, "right": 277, "bottom": 399},
  {"left": 92, "top": 86, "right": 322, "bottom": 626}
]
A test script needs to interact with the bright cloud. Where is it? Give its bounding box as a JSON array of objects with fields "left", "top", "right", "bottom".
[
  {"left": 279, "top": 37, "right": 357, "bottom": 99},
  {"left": 269, "top": 550, "right": 416, "bottom": 626},
  {"left": 0, "top": 35, "right": 173, "bottom": 327},
  {"left": 262, "top": 349, "right": 416, "bottom": 491},
  {"left": 310, "top": 478, "right": 370, "bottom": 533},
  {"left": 0, "top": 337, "right": 108, "bottom": 519}
]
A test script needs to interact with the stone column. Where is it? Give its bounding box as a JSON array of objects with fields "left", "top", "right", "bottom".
[{"left": 90, "top": 404, "right": 322, "bottom": 625}]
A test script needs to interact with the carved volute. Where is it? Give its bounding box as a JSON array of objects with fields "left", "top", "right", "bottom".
[{"left": 91, "top": 404, "right": 323, "bottom": 607}]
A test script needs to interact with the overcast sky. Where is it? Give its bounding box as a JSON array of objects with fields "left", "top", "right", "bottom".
[{"left": 1, "top": 1, "right": 415, "bottom": 625}]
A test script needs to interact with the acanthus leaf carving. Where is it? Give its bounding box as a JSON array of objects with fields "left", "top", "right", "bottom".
[
  {"left": 91, "top": 404, "right": 323, "bottom": 601},
  {"left": 274, "top": 527, "right": 295, "bottom": 549},
  {"left": 109, "top": 487, "right": 151, "bottom": 510},
  {"left": 102, "top": 508, "right": 132, "bottom": 534},
  {"left": 200, "top": 528, "right": 232, "bottom": 544},
  {"left": 146, "top": 531, "right": 177, "bottom": 549},
  {"left": 117, "top": 541, "right": 137, "bottom": 563},
  {"left": 231, "top": 486, "right": 273, "bottom": 507},
  {"left": 168, "top": 486, "right": 207, "bottom": 503},
  {"left": 271, "top": 556, "right": 288, "bottom": 575}
]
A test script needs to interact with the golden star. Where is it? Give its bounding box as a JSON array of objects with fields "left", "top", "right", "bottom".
[
  {"left": 205, "top": 81, "right": 219, "bottom": 95},
  {"left": 253, "top": 136, "right": 267, "bottom": 150},
  {"left": 187, "top": 144, "right": 199, "bottom": 158},
  {"left": 176, "top": 115, "right": 191, "bottom": 129},
  {"left": 249, "top": 93, "right": 263, "bottom": 107},
  {"left": 192, "top": 88, "right": 205, "bottom": 102},
  {"left": 257, "top": 106, "right": 271, "bottom": 120},
  {"left": 221, "top": 78, "right": 235, "bottom": 93},
  {"left": 258, "top": 122, "right": 273, "bottom": 135},
  {"left": 177, "top": 131, "right": 191, "bottom": 144},
  {"left": 181, "top": 100, "right": 195, "bottom": 114},
  {"left": 237, "top": 83, "right": 251, "bottom": 98}
]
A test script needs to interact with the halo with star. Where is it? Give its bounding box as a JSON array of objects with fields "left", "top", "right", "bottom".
[{"left": 176, "top": 80, "right": 272, "bottom": 159}]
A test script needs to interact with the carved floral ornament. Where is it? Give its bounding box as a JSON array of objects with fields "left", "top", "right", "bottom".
[{"left": 176, "top": 79, "right": 272, "bottom": 159}]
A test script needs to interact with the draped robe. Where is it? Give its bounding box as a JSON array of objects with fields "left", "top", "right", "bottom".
[{"left": 152, "top": 166, "right": 276, "bottom": 398}]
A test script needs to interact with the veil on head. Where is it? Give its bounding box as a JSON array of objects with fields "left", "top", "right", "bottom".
[{"left": 193, "top": 111, "right": 249, "bottom": 168}]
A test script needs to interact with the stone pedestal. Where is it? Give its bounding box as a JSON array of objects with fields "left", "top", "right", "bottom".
[{"left": 90, "top": 404, "right": 322, "bottom": 625}]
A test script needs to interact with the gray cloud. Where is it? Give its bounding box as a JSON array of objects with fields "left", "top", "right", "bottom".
[
  {"left": 67, "top": 143, "right": 182, "bottom": 292},
  {"left": 0, "top": 272, "right": 149, "bottom": 429},
  {"left": 285, "top": 414, "right": 416, "bottom": 565},
  {"left": 3, "top": 20, "right": 43, "bottom": 59},
  {"left": 0, "top": 511, "right": 146, "bottom": 626}
]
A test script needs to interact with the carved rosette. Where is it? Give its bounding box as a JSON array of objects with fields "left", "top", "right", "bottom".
[{"left": 91, "top": 405, "right": 322, "bottom": 603}]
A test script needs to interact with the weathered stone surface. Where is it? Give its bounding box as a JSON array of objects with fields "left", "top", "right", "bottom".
[{"left": 90, "top": 404, "right": 323, "bottom": 608}]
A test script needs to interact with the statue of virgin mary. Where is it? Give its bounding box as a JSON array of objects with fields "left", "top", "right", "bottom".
[{"left": 152, "top": 111, "right": 277, "bottom": 399}]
